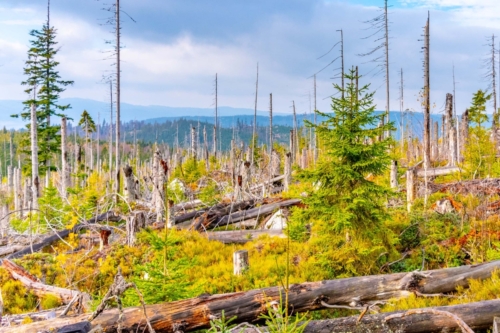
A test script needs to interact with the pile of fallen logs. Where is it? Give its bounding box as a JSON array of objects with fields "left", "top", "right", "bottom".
[{"left": 3, "top": 260, "right": 500, "bottom": 333}]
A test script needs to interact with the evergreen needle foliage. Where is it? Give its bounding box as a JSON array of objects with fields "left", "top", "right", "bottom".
[
  {"left": 16, "top": 18, "right": 73, "bottom": 173},
  {"left": 300, "top": 69, "right": 394, "bottom": 233}
]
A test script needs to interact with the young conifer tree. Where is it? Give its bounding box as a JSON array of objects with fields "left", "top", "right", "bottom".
[
  {"left": 18, "top": 12, "right": 73, "bottom": 173},
  {"left": 301, "top": 69, "right": 393, "bottom": 233}
]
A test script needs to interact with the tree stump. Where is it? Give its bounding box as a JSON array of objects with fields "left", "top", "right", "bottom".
[
  {"left": 233, "top": 250, "right": 249, "bottom": 275},
  {"left": 126, "top": 211, "right": 146, "bottom": 246}
]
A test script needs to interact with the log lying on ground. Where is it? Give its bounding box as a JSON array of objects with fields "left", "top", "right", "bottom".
[
  {"left": 190, "top": 199, "right": 258, "bottom": 231},
  {"left": 206, "top": 230, "right": 285, "bottom": 244},
  {"left": 415, "top": 166, "right": 461, "bottom": 178},
  {"left": 2, "top": 259, "right": 90, "bottom": 307},
  {"left": 428, "top": 178, "right": 500, "bottom": 196},
  {"left": 0, "top": 245, "right": 23, "bottom": 257},
  {"left": 4, "top": 211, "right": 120, "bottom": 260},
  {"left": 216, "top": 199, "right": 301, "bottom": 227},
  {"left": 6, "top": 260, "right": 500, "bottom": 333},
  {"left": 240, "top": 299, "right": 500, "bottom": 333}
]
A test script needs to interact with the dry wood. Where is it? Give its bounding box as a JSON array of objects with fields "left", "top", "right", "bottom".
[
  {"left": 239, "top": 300, "right": 500, "bottom": 333},
  {"left": 2, "top": 259, "right": 90, "bottom": 307},
  {"left": 4, "top": 211, "right": 120, "bottom": 260},
  {"left": 8, "top": 261, "right": 500, "bottom": 333},
  {"left": 206, "top": 230, "right": 285, "bottom": 244}
]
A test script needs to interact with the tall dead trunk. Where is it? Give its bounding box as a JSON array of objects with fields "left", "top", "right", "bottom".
[
  {"left": 445, "top": 93, "right": 455, "bottom": 165},
  {"left": 423, "top": 13, "right": 431, "bottom": 169},
  {"left": 460, "top": 109, "right": 469, "bottom": 161},
  {"left": 30, "top": 104, "right": 39, "bottom": 209},
  {"left": 123, "top": 165, "right": 136, "bottom": 203},
  {"left": 191, "top": 126, "right": 197, "bottom": 160},
  {"left": 61, "top": 117, "right": 69, "bottom": 198},
  {"left": 284, "top": 152, "right": 292, "bottom": 191},
  {"left": 153, "top": 149, "right": 166, "bottom": 222}
]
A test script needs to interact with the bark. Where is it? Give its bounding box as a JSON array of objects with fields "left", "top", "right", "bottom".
[
  {"left": 390, "top": 160, "right": 398, "bottom": 189},
  {"left": 126, "top": 211, "right": 146, "bottom": 246},
  {"left": 284, "top": 152, "right": 292, "bottom": 191},
  {"left": 415, "top": 166, "right": 460, "bottom": 178},
  {"left": 233, "top": 250, "right": 249, "bottom": 275},
  {"left": 61, "top": 117, "right": 70, "bottom": 198},
  {"left": 239, "top": 300, "right": 500, "bottom": 333},
  {"left": 206, "top": 229, "right": 284, "bottom": 244},
  {"left": 4, "top": 211, "right": 121, "bottom": 260},
  {"left": 30, "top": 104, "right": 39, "bottom": 209},
  {"left": 423, "top": 15, "right": 431, "bottom": 169},
  {"left": 153, "top": 149, "right": 166, "bottom": 222},
  {"left": 123, "top": 165, "right": 137, "bottom": 202},
  {"left": 2, "top": 259, "right": 90, "bottom": 306},
  {"left": 7, "top": 261, "right": 500, "bottom": 333},
  {"left": 406, "top": 167, "right": 416, "bottom": 212}
]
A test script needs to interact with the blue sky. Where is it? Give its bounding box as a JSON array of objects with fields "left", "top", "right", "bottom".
[{"left": 0, "top": 0, "right": 498, "bottom": 124}]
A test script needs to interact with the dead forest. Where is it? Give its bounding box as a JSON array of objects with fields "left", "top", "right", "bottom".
[{"left": 2, "top": 1, "right": 500, "bottom": 333}]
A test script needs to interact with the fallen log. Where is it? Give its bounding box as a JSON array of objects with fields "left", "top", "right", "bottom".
[
  {"left": 216, "top": 199, "right": 301, "bottom": 227},
  {"left": 240, "top": 299, "right": 500, "bottom": 333},
  {"left": 6, "top": 260, "right": 500, "bottom": 333},
  {"left": 190, "top": 200, "right": 257, "bottom": 231},
  {"left": 2, "top": 259, "right": 90, "bottom": 307},
  {"left": 0, "top": 245, "right": 23, "bottom": 257},
  {"left": 4, "top": 211, "right": 119, "bottom": 260},
  {"left": 415, "top": 166, "right": 461, "bottom": 178},
  {"left": 206, "top": 230, "right": 285, "bottom": 244}
]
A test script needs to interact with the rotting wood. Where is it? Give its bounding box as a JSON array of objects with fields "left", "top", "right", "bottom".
[
  {"left": 239, "top": 300, "right": 500, "bottom": 333},
  {"left": 4, "top": 211, "right": 121, "bottom": 260},
  {"left": 206, "top": 230, "right": 285, "bottom": 244},
  {"left": 8, "top": 260, "right": 500, "bottom": 333},
  {"left": 2, "top": 259, "right": 90, "bottom": 308}
]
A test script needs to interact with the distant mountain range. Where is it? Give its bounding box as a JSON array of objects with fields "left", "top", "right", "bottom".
[{"left": 0, "top": 97, "right": 487, "bottom": 142}]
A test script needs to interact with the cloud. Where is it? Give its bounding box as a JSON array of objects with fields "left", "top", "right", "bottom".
[{"left": 0, "top": 0, "right": 498, "bottom": 119}]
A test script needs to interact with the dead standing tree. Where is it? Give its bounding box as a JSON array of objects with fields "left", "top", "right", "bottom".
[
  {"left": 359, "top": 0, "right": 391, "bottom": 138},
  {"left": 484, "top": 34, "right": 498, "bottom": 149},
  {"left": 423, "top": 12, "right": 431, "bottom": 170}
]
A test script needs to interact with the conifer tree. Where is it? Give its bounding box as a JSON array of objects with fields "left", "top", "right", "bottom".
[
  {"left": 78, "top": 110, "right": 96, "bottom": 170},
  {"left": 17, "top": 11, "right": 73, "bottom": 173},
  {"left": 301, "top": 69, "right": 394, "bottom": 233}
]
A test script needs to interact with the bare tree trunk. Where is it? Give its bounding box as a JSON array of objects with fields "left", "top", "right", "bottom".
[
  {"left": 406, "top": 167, "right": 416, "bottom": 212},
  {"left": 30, "top": 104, "right": 39, "bottom": 209},
  {"left": 390, "top": 160, "right": 398, "bottom": 189},
  {"left": 431, "top": 121, "right": 438, "bottom": 161},
  {"left": 460, "top": 109, "right": 469, "bottom": 161},
  {"left": 61, "top": 117, "right": 69, "bottom": 198},
  {"left": 213, "top": 73, "right": 218, "bottom": 157},
  {"left": 123, "top": 165, "right": 136, "bottom": 203},
  {"left": 445, "top": 93, "right": 454, "bottom": 165},
  {"left": 284, "top": 152, "right": 292, "bottom": 191},
  {"left": 251, "top": 64, "right": 258, "bottom": 167},
  {"left": 153, "top": 149, "right": 165, "bottom": 222},
  {"left": 191, "top": 126, "right": 197, "bottom": 160},
  {"left": 423, "top": 13, "right": 431, "bottom": 169},
  {"left": 203, "top": 126, "right": 209, "bottom": 171},
  {"left": 384, "top": 0, "right": 390, "bottom": 138},
  {"left": 115, "top": 0, "right": 121, "bottom": 200}
]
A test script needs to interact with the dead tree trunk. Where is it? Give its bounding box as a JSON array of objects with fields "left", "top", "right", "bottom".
[
  {"left": 30, "top": 104, "right": 39, "bottom": 209},
  {"left": 284, "top": 152, "right": 292, "bottom": 191},
  {"left": 123, "top": 165, "right": 136, "bottom": 202},
  {"left": 153, "top": 150, "right": 166, "bottom": 222},
  {"left": 390, "top": 160, "right": 398, "bottom": 189},
  {"left": 11, "top": 261, "right": 500, "bottom": 333},
  {"left": 2, "top": 259, "right": 90, "bottom": 308},
  {"left": 406, "top": 166, "right": 417, "bottom": 212},
  {"left": 126, "top": 211, "right": 146, "bottom": 246},
  {"left": 61, "top": 117, "right": 70, "bottom": 199},
  {"left": 460, "top": 109, "right": 469, "bottom": 161},
  {"left": 423, "top": 13, "right": 431, "bottom": 169}
]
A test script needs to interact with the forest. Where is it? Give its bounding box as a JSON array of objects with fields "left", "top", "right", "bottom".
[{"left": 1, "top": 0, "right": 500, "bottom": 333}]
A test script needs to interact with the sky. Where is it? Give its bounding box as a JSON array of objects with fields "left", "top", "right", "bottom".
[{"left": 0, "top": 0, "right": 498, "bottom": 121}]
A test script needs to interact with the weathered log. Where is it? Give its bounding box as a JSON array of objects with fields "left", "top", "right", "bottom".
[
  {"left": 415, "top": 166, "right": 460, "bottom": 178},
  {"left": 190, "top": 200, "right": 257, "bottom": 231},
  {"left": 240, "top": 300, "right": 500, "bottom": 333},
  {"left": 216, "top": 199, "right": 301, "bottom": 227},
  {"left": 2, "top": 260, "right": 90, "bottom": 307},
  {"left": 0, "top": 245, "right": 23, "bottom": 257},
  {"left": 8, "top": 261, "right": 500, "bottom": 333},
  {"left": 206, "top": 230, "right": 285, "bottom": 244},
  {"left": 4, "top": 211, "right": 120, "bottom": 260}
]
